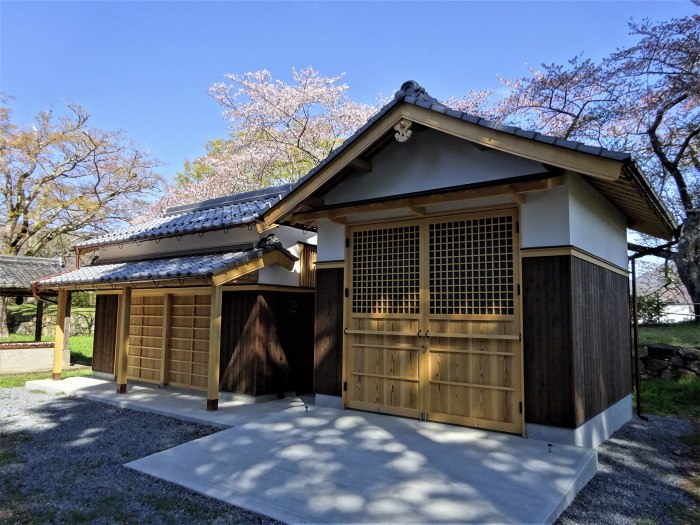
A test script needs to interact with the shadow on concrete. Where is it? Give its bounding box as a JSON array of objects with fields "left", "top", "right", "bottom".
[{"left": 127, "top": 405, "right": 597, "bottom": 524}]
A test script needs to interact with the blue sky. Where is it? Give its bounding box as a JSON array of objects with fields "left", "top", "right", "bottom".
[{"left": 1, "top": 1, "right": 694, "bottom": 183}]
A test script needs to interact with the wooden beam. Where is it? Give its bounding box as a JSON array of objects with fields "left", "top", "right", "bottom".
[
  {"left": 264, "top": 102, "right": 625, "bottom": 227},
  {"left": 51, "top": 289, "right": 68, "bottom": 380},
  {"left": 401, "top": 105, "right": 624, "bottom": 181},
  {"left": 349, "top": 157, "right": 372, "bottom": 173},
  {"left": 116, "top": 286, "right": 132, "bottom": 394},
  {"left": 506, "top": 185, "right": 525, "bottom": 205},
  {"left": 256, "top": 221, "right": 276, "bottom": 234},
  {"left": 261, "top": 105, "right": 405, "bottom": 228},
  {"left": 207, "top": 284, "right": 223, "bottom": 410},
  {"left": 291, "top": 176, "right": 564, "bottom": 223},
  {"left": 211, "top": 251, "right": 297, "bottom": 286},
  {"left": 212, "top": 259, "right": 265, "bottom": 286}
]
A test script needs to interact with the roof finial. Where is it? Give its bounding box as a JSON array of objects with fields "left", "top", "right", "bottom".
[
  {"left": 400, "top": 80, "right": 425, "bottom": 98},
  {"left": 396, "top": 80, "right": 439, "bottom": 105}
]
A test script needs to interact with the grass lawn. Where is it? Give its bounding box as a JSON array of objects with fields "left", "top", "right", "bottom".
[
  {"left": 637, "top": 376, "right": 700, "bottom": 418},
  {"left": 638, "top": 321, "right": 700, "bottom": 348},
  {"left": 0, "top": 369, "right": 93, "bottom": 388},
  {"left": 635, "top": 323, "right": 700, "bottom": 419}
]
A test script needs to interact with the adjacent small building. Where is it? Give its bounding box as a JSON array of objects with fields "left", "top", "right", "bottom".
[
  {"left": 0, "top": 255, "right": 63, "bottom": 373},
  {"left": 35, "top": 186, "right": 317, "bottom": 409}
]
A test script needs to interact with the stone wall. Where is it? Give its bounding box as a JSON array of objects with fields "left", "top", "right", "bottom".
[{"left": 638, "top": 344, "right": 700, "bottom": 380}]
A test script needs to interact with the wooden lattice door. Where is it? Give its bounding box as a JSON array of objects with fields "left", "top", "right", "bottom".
[
  {"left": 167, "top": 294, "right": 211, "bottom": 390},
  {"left": 346, "top": 222, "right": 422, "bottom": 418},
  {"left": 127, "top": 295, "right": 164, "bottom": 383},
  {"left": 346, "top": 210, "right": 523, "bottom": 434},
  {"left": 425, "top": 212, "right": 522, "bottom": 434}
]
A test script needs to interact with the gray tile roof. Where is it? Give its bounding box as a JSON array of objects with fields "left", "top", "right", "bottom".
[
  {"left": 0, "top": 256, "right": 63, "bottom": 291},
  {"left": 271, "top": 80, "right": 675, "bottom": 238},
  {"left": 37, "top": 236, "right": 295, "bottom": 287},
  {"left": 77, "top": 184, "right": 294, "bottom": 249},
  {"left": 286, "top": 80, "right": 631, "bottom": 194}
]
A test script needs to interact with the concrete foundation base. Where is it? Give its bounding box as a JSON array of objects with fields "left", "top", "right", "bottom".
[{"left": 526, "top": 395, "right": 632, "bottom": 448}]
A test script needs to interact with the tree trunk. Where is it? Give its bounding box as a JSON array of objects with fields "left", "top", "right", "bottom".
[
  {"left": 0, "top": 298, "right": 9, "bottom": 338},
  {"left": 673, "top": 210, "right": 700, "bottom": 324}
]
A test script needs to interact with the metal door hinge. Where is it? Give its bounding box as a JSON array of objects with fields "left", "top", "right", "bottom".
[
  {"left": 344, "top": 288, "right": 349, "bottom": 298},
  {"left": 343, "top": 381, "right": 347, "bottom": 392},
  {"left": 516, "top": 222, "right": 520, "bottom": 234},
  {"left": 519, "top": 402, "right": 523, "bottom": 414},
  {"left": 345, "top": 238, "right": 350, "bottom": 248},
  {"left": 517, "top": 284, "right": 521, "bottom": 296}
]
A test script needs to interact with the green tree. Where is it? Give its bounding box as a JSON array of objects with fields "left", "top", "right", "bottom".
[{"left": 0, "top": 101, "right": 163, "bottom": 256}]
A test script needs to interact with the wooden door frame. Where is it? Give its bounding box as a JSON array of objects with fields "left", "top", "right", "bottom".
[{"left": 341, "top": 207, "right": 525, "bottom": 435}]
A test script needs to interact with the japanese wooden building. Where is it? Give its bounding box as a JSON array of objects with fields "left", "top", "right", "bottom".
[
  {"left": 35, "top": 186, "right": 317, "bottom": 410},
  {"left": 259, "top": 81, "right": 676, "bottom": 447},
  {"left": 35, "top": 80, "right": 676, "bottom": 447}
]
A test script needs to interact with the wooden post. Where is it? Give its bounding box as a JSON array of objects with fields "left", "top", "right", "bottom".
[
  {"left": 113, "top": 293, "right": 123, "bottom": 379},
  {"left": 34, "top": 299, "right": 44, "bottom": 342},
  {"left": 63, "top": 292, "right": 72, "bottom": 367},
  {"left": 159, "top": 293, "right": 171, "bottom": 386},
  {"left": 116, "top": 287, "right": 132, "bottom": 394},
  {"left": 52, "top": 289, "right": 69, "bottom": 380},
  {"left": 207, "top": 285, "right": 223, "bottom": 411}
]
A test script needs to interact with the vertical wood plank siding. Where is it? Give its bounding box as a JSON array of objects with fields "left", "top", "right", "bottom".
[
  {"left": 571, "top": 257, "right": 631, "bottom": 425},
  {"left": 92, "top": 295, "right": 119, "bottom": 374},
  {"left": 219, "top": 291, "right": 314, "bottom": 396},
  {"left": 523, "top": 256, "right": 631, "bottom": 428},
  {"left": 314, "top": 268, "right": 344, "bottom": 396},
  {"left": 522, "top": 256, "right": 575, "bottom": 427},
  {"left": 299, "top": 244, "right": 317, "bottom": 288},
  {"left": 219, "top": 291, "right": 258, "bottom": 394}
]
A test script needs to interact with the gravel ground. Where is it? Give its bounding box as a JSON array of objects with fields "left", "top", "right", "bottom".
[
  {"left": 0, "top": 388, "right": 282, "bottom": 525},
  {"left": 1, "top": 387, "right": 698, "bottom": 524},
  {"left": 557, "top": 415, "right": 698, "bottom": 525}
]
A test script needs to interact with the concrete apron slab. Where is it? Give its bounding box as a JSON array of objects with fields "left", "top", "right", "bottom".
[
  {"left": 127, "top": 405, "right": 597, "bottom": 525},
  {"left": 25, "top": 377, "right": 306, "bottom": 428}
]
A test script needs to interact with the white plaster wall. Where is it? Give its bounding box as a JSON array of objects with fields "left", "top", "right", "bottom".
[
  {"left": 97, "top": 227, "right": 260, "bottom": 262},
  {"left": 270, "top": 225, "right": 317, "bottom": 249},
  {"left": 520, "top": 183, "right": 571, "bottom": 249},
  {"left": 521, "top": 174, "right": 628, "bottom": 268},
  {"left": 257, "top": 225, "right": 317, "bottom": 287},
  {"left": 323, "top": 130, "right": 545, "bottom": 205},
  {"left": 258, "top": 264, "right": 300, "bottom": 287},
  {"left": 316, "top": 220, "right": 346, "bottom": 262},
  {"left": 568, "top": 175, "right": 628, "bottom": 268}
]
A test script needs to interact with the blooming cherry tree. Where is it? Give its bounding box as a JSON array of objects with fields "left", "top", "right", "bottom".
[
  {"left": 475, "top": 7, "right": 700, "bottom": 318},
  {"left": 160, "top": 68, "right": 376, "bottom": 209}
]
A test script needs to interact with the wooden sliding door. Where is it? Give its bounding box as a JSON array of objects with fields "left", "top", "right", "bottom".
[{"left": 346, "top": 210, "right": 523, "bottom": 434}]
